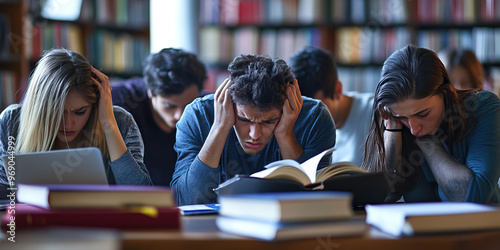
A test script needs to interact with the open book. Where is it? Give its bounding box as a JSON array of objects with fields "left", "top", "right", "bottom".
[
  {"left": 215, "top": 148, "right": 389, "bottom": 206},
  {"left": 249, "top": 148, "right": 366, "bottom": 187}
]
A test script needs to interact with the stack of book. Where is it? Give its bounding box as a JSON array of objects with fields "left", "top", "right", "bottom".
[
  {"left": 214, "top": 148, "right": 390, "bottom": 207},
  {"left": 1, "top": 184, "right": 180, "bottom": 231},
  {"left": 216, "top": 191, "right": 367, "bottom": 241}
]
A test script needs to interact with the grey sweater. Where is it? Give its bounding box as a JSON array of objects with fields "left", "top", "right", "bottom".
[{"left": 0, "top": 104, "right": 152, "bottom": 194}]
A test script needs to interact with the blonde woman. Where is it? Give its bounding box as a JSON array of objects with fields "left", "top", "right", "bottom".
[{"left": 0, "top": 48, "right": 152, "bottom": 195}]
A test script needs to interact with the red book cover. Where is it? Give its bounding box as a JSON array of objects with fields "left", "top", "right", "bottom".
[
  {"left": 238, "top": 0, "right": 261, "bottom": 25},
  {"left": 54, "top": 22, "right": 62, "bottom": 48},
  {"left": 106, "top": 0, "right": 116, "bottom": 25},
  {"left": 2, "top": 204, "right": 181, "bottom": 231},
  {"left": 451, "top": 0, "right": 464, "bottom": 24},
  {"left": 32, "top": 24, "right": 41, "bottom": 59}
]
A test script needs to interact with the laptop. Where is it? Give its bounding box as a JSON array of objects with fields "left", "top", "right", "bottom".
[{"left": 2, "top": 147, "right": 108, "bottom": 185}]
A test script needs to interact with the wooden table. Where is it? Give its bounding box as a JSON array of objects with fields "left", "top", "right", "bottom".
[{"left": 122, "top": 214, "right": 500, "bottom": 250}]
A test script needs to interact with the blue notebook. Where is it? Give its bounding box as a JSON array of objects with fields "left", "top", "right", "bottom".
[{"left": 177, "top": 204, "right": 220, "bottom": 216}]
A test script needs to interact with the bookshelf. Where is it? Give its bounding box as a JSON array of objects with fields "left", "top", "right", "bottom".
[
  {"left": 198, "top": 0, "right": 500, "bottom": 94},
  {"left": 0, "top": 0, "right": 28, "bottom": 111},
  {"left": 0, "top": 0, "right": 150, "bottom": 111},
  {"left": 29, "top": 0, "right": 150, "bottom": 79}
]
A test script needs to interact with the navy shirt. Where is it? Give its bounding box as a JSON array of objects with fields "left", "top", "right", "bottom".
[{"left": 111, "top": 79, "right": 177, "bottom": 186}]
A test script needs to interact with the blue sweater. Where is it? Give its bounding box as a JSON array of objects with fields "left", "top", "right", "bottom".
[
  {"left": 0, "top": 104, "right": 152, "bottom": 193},
  {"left": 171, "top": 95, "right": 336, "bottom": 205},
  {"left": 404, "top": 91, "right": 500, "bottom": 203}
]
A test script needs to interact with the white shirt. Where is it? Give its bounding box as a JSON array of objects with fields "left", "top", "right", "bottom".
[{"left": 331, "top": 91, "right": 374, "bottom": 166}]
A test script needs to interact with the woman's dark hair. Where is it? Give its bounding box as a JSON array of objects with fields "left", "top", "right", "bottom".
[
  {"left": 227, "top": 54, "right": 294, "bottom": 110},
  {"left": 143, "top": 48, "right": 207, "bottom": 96}
]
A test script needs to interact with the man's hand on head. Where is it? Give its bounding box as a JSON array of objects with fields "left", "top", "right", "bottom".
[
  {"left": 199, "top": 78, "right": 236, "bottom": 169},
  {"left": 213, "top": 78, "right": 235, "bottom": 132},
  {"left": 274, "top": 79, "right": 303, "bottom": 140}
]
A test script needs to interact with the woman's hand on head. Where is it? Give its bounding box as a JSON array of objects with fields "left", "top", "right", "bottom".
[
  {"left": 91, "top": 67, "right": 127, "bottom": 161},
  {"left": 91, "top": 67, "right": 115, "bottom": 127},
  {"left": 381, "top": 106, "right": 403, "bottom": 130}
]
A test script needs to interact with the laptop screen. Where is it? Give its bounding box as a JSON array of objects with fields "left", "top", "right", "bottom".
[{"left": 2, "top": 147, "right": 108, "bottom": 186}]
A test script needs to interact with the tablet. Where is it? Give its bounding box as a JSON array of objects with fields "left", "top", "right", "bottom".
[{"left": 2, "top": 147, "right": 108, "bottom": 185}]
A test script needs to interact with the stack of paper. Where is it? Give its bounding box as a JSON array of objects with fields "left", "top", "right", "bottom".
[{"left": 366, "top": 202, "right": 500, "bottom": 236}]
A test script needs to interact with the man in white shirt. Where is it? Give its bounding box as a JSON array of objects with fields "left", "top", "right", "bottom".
[{"left": 290, "top": 46, "right": 373, "bottom": 166}]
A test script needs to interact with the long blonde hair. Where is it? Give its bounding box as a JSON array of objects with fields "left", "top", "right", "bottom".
[{"left": 16, "top": 48, "right": 109, "bottom": 158}]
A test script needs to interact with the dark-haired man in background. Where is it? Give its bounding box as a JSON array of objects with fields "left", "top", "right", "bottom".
[
  {"left": 290, "top": 46, "right": 373, "bottom": 167},
  {"left": 111, "top": 48, "right": 207, "bottom": 186},
  {"left": 171, "top": 54, "right": 336, "bottom": 205}
]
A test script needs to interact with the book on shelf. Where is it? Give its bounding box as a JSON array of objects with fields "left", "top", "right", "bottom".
[
  {"left": 30, "top": 22, "right": 85, "bottom": 60},
  {"left": 0, "top": 14, "right": 10, "bottom": 57},
  {"left": 214, "top": 148, "right": 390, "bottom": 206},
  {"left": 238, "top": 0, "right": 262, "bottom": 25},
  {"left": 297, "top": 0, "right": 325, "bottom": 24},
  {"left": 350, "top": 0, "right": 366, "bottom": 24},
  {"left": 1, "top": 204, "right": 180, "bottom": 231},
  {"left": 1, "top": 71, "right": 16, "bottom": 108},
  {"left": 89, "top": 30, "right": 149, "bottom": 74},
  {"left": 200, "top": 0, "right": 219, "bottom": 24},
  {"left": 16, "top": 184, "right": 174, "bottom": 209},
  {"left": 218, "top": 191, "right": 353, "bottom": 222},
  {"left": 365, "top": 202, "right": 500, "bottom": 237},
  {"left": 2, "top": 71, "right": 15, "bottom": 107},
  {"left": 94, "top": 0, "right": 149, "bottom": 27},
  {"left": 219, "top": 0, "right": 239, "bottom": 25},
  {"left": 216, "top": 215, "right": 366, "bottom": 241}
]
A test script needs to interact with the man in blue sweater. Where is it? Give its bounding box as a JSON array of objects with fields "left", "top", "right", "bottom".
[{"left": 171, "top": 54, "right": 336, "bottom": 205}]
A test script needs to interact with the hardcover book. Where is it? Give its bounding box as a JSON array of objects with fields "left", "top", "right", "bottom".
[
  {"left": 1, "top": 204, "right": 180, "bottom": 230},
  {"left": 16, "top": 184, "right": 174, "bottom": 209},
  {"left": 218, "top": 191, "right": 353, "bottom": 222},
  {"left": 366, "top": 202, "right": 500, "bottom": 236},
  {"left": 216, "top": 216, "right": 367, "bottom": 241},
  {"left": 214, "top": 148, "right": 390, "bottom": 206}
]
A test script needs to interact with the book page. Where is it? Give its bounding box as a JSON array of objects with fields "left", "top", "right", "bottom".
[
  {"left": 381, "top": 202, "right": 497, "bottom": 216},
  {"left": 250, "top": 160, "right": 311, "bottom": 186},
  {"left": 263, "top": 159, "right": 302, "bottom": 170},
  {"left": 316, "top": 162, "right": 366, "bottom": 182},
  {"left": 250, "top": 165, "right": 311, "bottom": 185},
  {"left": 249, "top": 148, "right": 335, "bottom": 185},
  {"left": 299, "top": 148, "right": 336, "bottom": 184}
]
